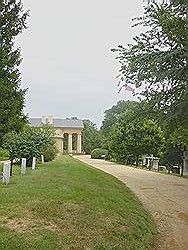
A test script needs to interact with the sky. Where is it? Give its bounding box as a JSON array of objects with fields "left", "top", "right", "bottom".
[{"left": 17, "top": 0, "right": 144, "bottom": 126}]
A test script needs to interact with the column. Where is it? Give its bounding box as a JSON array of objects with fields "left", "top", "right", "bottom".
[
  {"left": 68, "top": 134, "right": 72, "bottom": 153},
  {"left": 76, "top": 133, "right": 82, "bottom": 154}
]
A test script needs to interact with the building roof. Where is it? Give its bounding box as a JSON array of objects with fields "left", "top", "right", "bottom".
[{"left": 29, "top": 118, "right": 84, "bottom": 129}]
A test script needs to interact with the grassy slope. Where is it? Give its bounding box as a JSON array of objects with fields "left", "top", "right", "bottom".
[{"left": 0, "top": 156, "right": 156, "bottom": 250}]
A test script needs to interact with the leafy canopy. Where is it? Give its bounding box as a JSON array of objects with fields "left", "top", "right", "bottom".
[
  {"left": 108, "top": 118, "right": 164, "bottom": 164},
  {"left": 112, "top": 1, "right": 187, "bottom": 112},
  {"left": 3, "top": 125, "right": 57, "bottom": 161},
  {"left": 101, "top": 100, "right": 139, "bottom": 137}
]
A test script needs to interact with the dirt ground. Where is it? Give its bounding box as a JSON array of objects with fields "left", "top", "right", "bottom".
[{"left": 74, "top": 155, "right": 188, "bottom": 250}]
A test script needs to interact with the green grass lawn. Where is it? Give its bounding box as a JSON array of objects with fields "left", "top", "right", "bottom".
[{"left": 0, "top": 156, "right": 156, "bottom": 250}]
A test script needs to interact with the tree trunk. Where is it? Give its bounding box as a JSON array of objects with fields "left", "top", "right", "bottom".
[
  {"left": 180, "top": 164, "right": 183, "bottom": 177},
  {"left": 136, "top": 156, "right": 139, "bottom": 167}
]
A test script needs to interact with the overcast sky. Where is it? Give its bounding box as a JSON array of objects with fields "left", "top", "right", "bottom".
[{"left": 17, "top": 0, "right": 144, "bottom": 126}]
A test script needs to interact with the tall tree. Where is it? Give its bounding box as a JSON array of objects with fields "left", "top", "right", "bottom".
[
  {"left": 0, "top": 0, "right": 28, "bottom": 144},
  {"left": 112, "top": 1, "right": 187, "bottom": 127},
  {"left": 82, "top": 120, "right": 103, "bottom": 154},
  {"left": 101, "top": 100, "right": 139, "bottom": 137},
  {"left": 108, "top": 118, "right": 164, "bottom": 165}
]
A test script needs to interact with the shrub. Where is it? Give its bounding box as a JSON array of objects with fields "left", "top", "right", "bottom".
[
  {"left": 91, "top": 148, "right": 108, "bottom": 159},
  {"left": 0, "top": 147, "right": 9, "bottom": 161},
  {"left": 42, "top": 145, "right": 58, "bottom": 162}
]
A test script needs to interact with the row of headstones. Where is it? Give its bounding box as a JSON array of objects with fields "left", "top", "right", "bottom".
[{"left": 1, "top": 155, "right": 44, "bottom": 185}]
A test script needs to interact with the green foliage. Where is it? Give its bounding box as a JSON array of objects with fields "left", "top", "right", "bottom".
[
  {"left": 112, "top": 2, "right": 187, "bottom": 107},
  {"left": 101, "top": 100, "right": 139, "bottom": 137},
  {"left": 161, "top": 143, "right": 182, "bottom": 167},
  {"left": 0, "top": 0, "right": 29, "bottom": 145},
  {"left": 91, "top": 148, "right": 108, "bottom": 159},
  {"left": 160, "top": 90, "right": 188, "bottom": 147},
  {"left": 2, "top": 125, "right": 57, "bottom": 164},
  {"left": 0, "top": 147, "right": 9, "bottom": 160},
  {"left": 172, "top": 126, "right": 188, "bottom": 147},
  {"left": 108, "top": 118, "right": 164, "bottom": 165},
  {"left": 102, "top": 101, "right": 164, "bottom": 164},
  {"left": 42, "top": 144, "right": 58, "bottom": 162},
  {"left": 112, "top": 1, "right": 187, "bottom": 144},
  {"left": 82, "top": 120, "right": 103, "bottom": 154},
  {"left": 111, "top": 0, "right": 188, "bottom": 157},
  {"left": 2, "top": 131, "right": 20, "bottom": 160}
]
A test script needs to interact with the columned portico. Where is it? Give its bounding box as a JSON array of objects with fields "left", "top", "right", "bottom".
[
  {"left": 67, "top": 133, "right": 82, "bottom": 154},
  {"left": 29, "top": 116, "right": 84, "bottom": 155}
]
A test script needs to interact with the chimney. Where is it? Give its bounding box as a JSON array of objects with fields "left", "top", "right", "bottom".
[
  {"left": 48, "top": 115, "right": 53, "bottom": 125},
  {"left": 41, "top": 116, "right": 47, "bottom": 124}
]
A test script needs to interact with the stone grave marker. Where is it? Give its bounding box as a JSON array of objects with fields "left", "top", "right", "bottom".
[
  {"left": 32, "top": 157, "right": 36, "bottom": 170},
  {"left": 41, "top": 155, "right": 44, "bottom": 164},
  {"left": 2, "top": 161, "right": 11, "bottom": 185},
  {"left": 21, "top": 158, "right": 26, "bottom": 175}
]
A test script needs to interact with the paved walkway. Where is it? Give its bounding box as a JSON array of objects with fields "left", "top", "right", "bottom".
[{"left": 74, "top": 155, "right": 188, "bottom": 250}]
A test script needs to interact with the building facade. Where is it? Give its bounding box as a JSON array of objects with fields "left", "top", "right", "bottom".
[{"left": 29, "top": 116, "right": 84, "bottom": 154}]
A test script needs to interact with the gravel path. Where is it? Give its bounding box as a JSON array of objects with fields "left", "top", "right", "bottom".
[{"left": 74, "top": 155, "right": 188, "bottom": 250}]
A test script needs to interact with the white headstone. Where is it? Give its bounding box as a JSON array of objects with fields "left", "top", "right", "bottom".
[
  {"left": 32, "top": 157, "right": 36, "bottom": 170},
  {"left": 2, "top": 161, "right": 11, "bottom": 185},
  {"left": 183, "top": 151, "right": 188, "bottom": 175},
  {"left": 143, "top": 155, "right": 146, "bottom": 166},
  {"left": 41, "top": 155, "right": 44, "bottom": 164},
  {"left": 21, "top": 158, "right": 26, "bottom": 175},
  {"left": 179, "top": 166, "right": 183, "bottom": 176},
  {"left": 152, "top": 159, "right": 160, "bottom": 170},
  {"left": 147, "top": 159, "right": 150, "bottom": 168}
]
